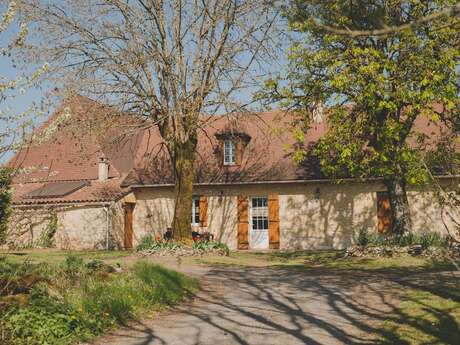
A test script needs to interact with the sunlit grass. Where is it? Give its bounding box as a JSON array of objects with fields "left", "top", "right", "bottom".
[
  {"left": 380, "top": 286, "right": 460, "bottom": 344},
  {"left": 194, "top": 250, "right": 459, "bottom": 273}
]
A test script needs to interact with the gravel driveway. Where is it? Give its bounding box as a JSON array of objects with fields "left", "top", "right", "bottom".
[{"left": 89, "top": 261, "right": 410, "bottom": 345}]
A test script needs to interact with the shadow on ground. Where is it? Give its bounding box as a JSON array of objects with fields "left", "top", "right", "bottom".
[{"left": 92, "top": 265, "right": 460, "bottom": 345}]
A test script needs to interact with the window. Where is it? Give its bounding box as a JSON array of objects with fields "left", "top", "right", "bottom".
[
  {"left": 223, "top": 140, "right": 236, "bottom": 165},
  {"left": 191, "top": 196, "right": 200, "bottom": 225},
  {"left": 251, "top": 197, "right": 269, "bottom": 230}
]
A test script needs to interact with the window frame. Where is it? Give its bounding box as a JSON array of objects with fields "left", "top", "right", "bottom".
[
  {"left": 223, "top": 140, "right": 236, "bottom": 166},
  {"left": 250, "top": 196, "right": 269, "bottom": 231},
  {"left": 191, "top": 196, "right": 200, "bottom": 226}
]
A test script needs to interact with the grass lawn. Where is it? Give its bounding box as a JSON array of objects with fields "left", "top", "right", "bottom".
[
  {"left": 379, "top": 284, "right": 460, "bottom": 344},
  {"left": 193, "top": 249, "right": 460, "bottom": 273},
  {"left": 0, "top": 248, "right": 131, "bottom": 265}
]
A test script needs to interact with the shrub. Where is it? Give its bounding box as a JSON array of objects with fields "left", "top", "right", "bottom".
[
  {"left": 136, "top": 235, "right": 157, "bottom": 251},
  {"left": 356, "top": 230, "right": 448, "bottom": 249},
  {"left": 192, "top": 240, "right": 229, "bottom": 254},
  {"left": 418, "top": 232, "right": 448, "bottom": 249},
  {"left": 85, "top": 259, "right": 104, "bottom": 272},
  {"left": 2, "top": 290, "right": 88, "bottom": 345},
  {"left": 1, "top": 259, "right": 197, "bottom": 345},
  {"left": 356, "top": 228, "right": 370, "bottom": 247},
  {"left": 136, "top": 236, "right": 183, "bottom": 251},
  {"left": 61, "top": 254, "right": 85, "bottom": 279}
]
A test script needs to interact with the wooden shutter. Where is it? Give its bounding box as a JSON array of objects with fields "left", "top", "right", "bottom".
[
  {"left": 199, "top": 196, "right": 208, "bottom": 227},
  {"left": 268, "top": 194, "right": 280, "bottom": 249},
  {"left": 377, "top": 192, "right": 392, "bottom": 233},
  {"left": 237, "top": 195, "right": 249, "bottom": 249}
]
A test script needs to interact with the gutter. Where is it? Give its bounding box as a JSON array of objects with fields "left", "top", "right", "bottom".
[
  {"left": 103, "top": 203, "right": 112, "bottom": 251},
  {"left": 128, "top": 174, "right": 460, "bottom": 189},
  {"left": 12, "top": 201, "right": 113, "bottom": 209}
]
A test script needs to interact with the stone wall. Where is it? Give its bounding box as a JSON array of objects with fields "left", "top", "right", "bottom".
[
  {"left": 131, "top": 178, "right": 459, "bottom": 250},
  {"left": 9, "top": 202, "right": 124, "bottom": 250},
  {"left": 8, "top": 178, "right": 458, "bottom": 250}
]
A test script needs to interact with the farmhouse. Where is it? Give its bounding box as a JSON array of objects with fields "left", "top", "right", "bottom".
[{"left": 6, "top": 96, "right": 459, "bottom": 250}]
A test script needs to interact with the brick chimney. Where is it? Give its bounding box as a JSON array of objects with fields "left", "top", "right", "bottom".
[{"left": 98, "top": 156, "right": 109, "bottom": 181}]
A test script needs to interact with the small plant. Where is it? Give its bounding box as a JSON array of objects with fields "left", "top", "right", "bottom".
[
  {"left": 61, "top": 254, "right": 85, "bottom": 279},
  {"left": 135, "top": 236, "right": 183, "bottom": 251},
  {"left": 0, "top": 258, "right": 197, "bottom": 345},
  {"left": 418, "top": 232, "right": 448, "bottom": 249},
  {"left": 37, "top": 213, "right": 58, "bottom": 248},
  {"left": 86, "top": 259, "right": 104, "bottom": 272},
  {"left": 192, "top": 240, "right": 229, "bottom": 254},
  {"left": 356, "top": 228, "right": 370, "bottom": 247},
  {"left": 136, "top": 235, "right": 157, "bottom": 251},
  {"left": 357, "top": 230, "right": 449, "bottom": 249}
]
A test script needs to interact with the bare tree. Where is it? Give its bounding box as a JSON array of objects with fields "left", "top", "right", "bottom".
[
  {"left": 1, "top": 0, "right": 47, "bottom": 165},
  {"left": 23, "top": 0, "right": 280, "bottom": 240}
]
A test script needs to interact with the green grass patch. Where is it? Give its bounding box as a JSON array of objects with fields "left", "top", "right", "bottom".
[
  {"left": 379, "top": 285, "right": 460, "bottom": 344},
  {"left": 0, "top": 249, "right": 131, "bottom": 265},
  {"left": 0, "top": 256, "right": 197, "bottom": 345},
  {"left": 194, "top": 250, "right": 459, "bottom": 273}
]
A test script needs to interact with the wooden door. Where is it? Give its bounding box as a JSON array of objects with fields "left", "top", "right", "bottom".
[
  {"left": 377, "top": 192, "right": 392, "bottom": 233},
  {"left": 124, "top": 203, "right": 135, "bottom": 249}
]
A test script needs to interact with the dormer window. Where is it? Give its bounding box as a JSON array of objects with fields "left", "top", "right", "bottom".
[
  {"left": 215, "top": 130, "right": 251, "bottom": 167},
  {"left": 223, "top": 140, "right": 236, "bottom": 165}
]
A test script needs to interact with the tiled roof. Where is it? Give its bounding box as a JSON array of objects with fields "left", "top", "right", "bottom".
[
  {"left": 127, "top": 110, "right": 327, "bottom": 185},
  {"left": 7, "top": 96, "right": 457, "bottom": 205},
  {"left": 12, "top": 178, "right": 127, "bottom": 205}
]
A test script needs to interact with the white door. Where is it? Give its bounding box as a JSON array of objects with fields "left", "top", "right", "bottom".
[{"left": 250, "top": 197, "right": 269, "bottom": 250}]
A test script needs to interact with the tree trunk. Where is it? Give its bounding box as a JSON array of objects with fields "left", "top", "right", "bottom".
[
  {"left": 384, "top": 178, "right": 412, "bottom": 235},
  {"left": 171, "top": 138, "right": 197, "bottom": 240}
]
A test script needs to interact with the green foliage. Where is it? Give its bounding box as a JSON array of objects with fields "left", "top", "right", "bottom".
[
  {"left": 85, "top": 259, "right": 104, "bottom": 272},
  {"left": 0, "top": 258, "right": 197, "bottom": 345},
  {"left": 0, "top": 168, "right": 12, "bottom": 245},
  {"left": 356, "top": 230, "right": 448, "bottom": 249},
  {"left": 356, "top": 228, "right": 370, "bottom": 247},
  {"left": 61, "top": 254, "right": 85, "bottom": 279},
  {"left": 192, "top": 240, "right": 229, "bottom": 254},
  {"left": 268, "top": 1, "right": 460, "bottom": 184},
  {"left": 3, "top": 290, "right": 89, "bottom": 345},
  {"left": 37, "top": 213, "right": 58, "bottom": 248},
  {"left": 135, "top": 235, "right": 183, "bottom": 251}
]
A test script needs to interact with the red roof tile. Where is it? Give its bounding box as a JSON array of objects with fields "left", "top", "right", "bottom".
[{"left": 7, "top": 96, "right": 456, "bottom": 205}]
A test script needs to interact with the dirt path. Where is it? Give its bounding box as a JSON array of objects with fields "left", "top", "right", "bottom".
[{"left": 87, "top": 258, "right": 428, "bottom": 345}]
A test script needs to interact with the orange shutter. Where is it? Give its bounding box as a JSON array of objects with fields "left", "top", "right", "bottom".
[
  {"left": 237, "top": 195, "right": 249, "bottom": 249},
  {"left": 268, "top": 194, "right": 280, "bottom": 249},
  {"left": 199, "top": 196, "right": 208, "bottom": 227}
]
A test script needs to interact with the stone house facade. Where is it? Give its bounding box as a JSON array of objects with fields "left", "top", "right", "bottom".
[{"left": 6, "top": 97, "right": 459, "bottom": 250}]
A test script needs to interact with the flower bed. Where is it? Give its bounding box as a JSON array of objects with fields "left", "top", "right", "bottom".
[{"left": 136, "top": 236, "right": 229, "bottom": 257}]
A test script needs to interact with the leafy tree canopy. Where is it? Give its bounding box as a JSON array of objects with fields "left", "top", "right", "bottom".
[{"left": 265, "top": 0, "right": 460, "bottom": 184}]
